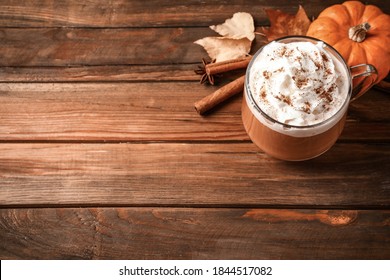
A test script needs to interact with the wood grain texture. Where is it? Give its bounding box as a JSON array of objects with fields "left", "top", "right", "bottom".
[
  {"left": 0, "top": 65, "right": 199, "bottom": 82},
  {"left": 0, "top": 27, "right": 265, "bottom": 67},
  {"left": 1, "top": 0, "right": 390, "bottom": 261},
  {"left": 1, "top": 143, "right": 389, "bottom": 207},
  {"left": 0, "top": 27, "right": 211, "bottom": 66},
  {"left": 0, "top": 82, "right": 389, "bottom": 141},
  {"left": 1, "top": 208, "right": 389, "bottom": 259},
  {"left": 2, "top": 0, "right": 388, "bottom": 28}
]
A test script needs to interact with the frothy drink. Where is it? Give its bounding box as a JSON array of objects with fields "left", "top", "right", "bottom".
[{"left": 242, "top": 37, "right": 352, "bottom": 160}]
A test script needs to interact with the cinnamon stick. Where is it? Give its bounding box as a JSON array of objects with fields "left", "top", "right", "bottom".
[
  {"left": 194, "top": 75, "right": 245, "bottom": 115},
  {"left": 205, "top": 56, "right": 252, "bottom": 76}
]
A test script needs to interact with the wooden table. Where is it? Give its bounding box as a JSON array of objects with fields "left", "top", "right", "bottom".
[{"left": 1, "top": 0, "right": 389, "bottom": 260}]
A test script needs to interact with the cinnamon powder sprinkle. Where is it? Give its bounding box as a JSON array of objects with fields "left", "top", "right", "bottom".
[
  {"left": 276, "top": 94, "right": 292, "bottom": 106},
  {"left": 321, "top": 52, "right": 329, "bottom": 62},
  {"left": 274, "top": 67, "right": 285, "bottom": 73},
  {"left": 292, "top": 75, "right": 308, "bottom": 89},
  {"left": 314, "top": 61, "right": 322, "bottom": 70},
  {"left": 315, "top": 83, "right": 336, "bottom": 103},
  {"left": 303, "top": 101, "right": 311, "bottom": 114},
  {"left": 278, "top": 46, "right": 287, "bottom": 56}
]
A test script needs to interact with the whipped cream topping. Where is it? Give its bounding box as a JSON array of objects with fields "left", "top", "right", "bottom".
[{"left": 249, "top": 41, "right": 348, "bottom": 126}]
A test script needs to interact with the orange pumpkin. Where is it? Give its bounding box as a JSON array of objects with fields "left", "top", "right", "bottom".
[{"left": 307, "top": 1, "right": 390, "bottom": 83}]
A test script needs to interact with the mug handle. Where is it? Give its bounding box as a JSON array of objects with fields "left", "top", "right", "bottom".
[{"left": 350, "top": 64, "right": 378, "bottom": 101}]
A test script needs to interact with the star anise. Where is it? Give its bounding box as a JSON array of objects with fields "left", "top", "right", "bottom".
[{"left": 194, "top": 58, "right": 216, "bottom": 85}]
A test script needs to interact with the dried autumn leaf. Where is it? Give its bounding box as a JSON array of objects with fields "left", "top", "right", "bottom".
[
  {"left": 260, "top": 5, "right": 311, "bottom": 42},
  {"left": 210, "top": 12, "right": 255, "bottom": 41},
  {"left": 194, "top": 37, "right": 251, "bottom": 62},
  {"left": 194, "top": 12, "right": 255, "bottom": 62}
]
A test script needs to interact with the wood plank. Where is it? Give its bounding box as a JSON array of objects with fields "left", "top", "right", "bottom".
[
  {"left": 0, "top": 82, "right": 246, "bottom": 141},
  {"left": 0, "top": 143, "right": 389, "bottom": 207},
  {"left": 0, "top": 207, "right": 389, "bottom": 259},
  {"left": 0, "top": 65, "right": 199, "bottom": 82},
  {"left": 0, "top": 27, "right": 218, "bottom": 66},
  {"left": 0, "top": 27, "right": 264, "bottom": 67},
  {"left": 0, "top": 82, "right": 389, "bottom": 141},
  {"left": 2, "top": 0, "right": 388, "bottom": 28}
]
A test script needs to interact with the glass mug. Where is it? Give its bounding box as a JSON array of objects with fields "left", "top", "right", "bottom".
[{"left": 242, "top": 36, "right": 377, "bottom": 161}]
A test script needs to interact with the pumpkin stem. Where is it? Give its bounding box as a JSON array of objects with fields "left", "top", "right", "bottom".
[{"left": 349, "top": 22, "right": 371, "bottom": 43}]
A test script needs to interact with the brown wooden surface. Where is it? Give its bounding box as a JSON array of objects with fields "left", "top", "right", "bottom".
[
  {"left": 1, "top": 208, "right": 389, "bottom": 260},
  {"left": 0, "top": 0, "right": 389, "bottom": 260}
]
